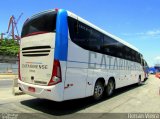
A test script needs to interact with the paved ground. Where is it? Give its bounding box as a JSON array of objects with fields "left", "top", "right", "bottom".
[
  {"left": 0, "top": 75, "right": 160, "bottom": 119},
  {"left": 0, "top": 79, "right": 13, "bottom": 88}
]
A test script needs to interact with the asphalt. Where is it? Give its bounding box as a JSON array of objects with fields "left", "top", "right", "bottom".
[
  {"left": 0, "top": 79, "right": 13, "bottom": 88},
  {"left": 0, "top": 75, "right": 160, "bottom": 119}
]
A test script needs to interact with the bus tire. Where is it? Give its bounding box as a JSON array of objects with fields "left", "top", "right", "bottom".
[
  {"left": 93, "top": 80, "right": 104, "bottom": 100},
  {"left": 106, "top": 79, "right": 115, "bottom": 96}
]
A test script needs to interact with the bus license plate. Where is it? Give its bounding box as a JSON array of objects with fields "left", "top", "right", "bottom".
[{"left": 28, "top": 87, "right": 35, "bottom": 92}]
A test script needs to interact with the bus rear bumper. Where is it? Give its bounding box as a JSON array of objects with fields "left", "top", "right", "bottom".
[{"left": 18, "top": 79, "right": 63, "bottom": 102}]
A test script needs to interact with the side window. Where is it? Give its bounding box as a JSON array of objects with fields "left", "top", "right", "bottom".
[
  {"left": 68, "top": 17, "right": 89, "bottom": 49},
  {"left": 68, "top": 17, "right": 103, "bottom": 53},
  {"left": 88, "top": 29, "right": 103, "bottom": 52},
  {"left": 103, "top": 36, "right": 111, "bottom": 54},
  {"left": 68, "top": 17, "right": 76, "bottom": 41},
  {"left": 125, "top": 46, "right": 132, "bottom": 60},
  {"left": 135, "top": 52, "right": 140, "bottom": 63},
  {"left": 117, "top": 42, "right": 125, "bottom": 59},
  {"left": 131, "top": 50, "right": 136, "bottom": 62},
  {"left": 103, "top": 36, "right": 117, "bottom": 57},
  {"left": 68, "top": 17, "right": 140, "bottom": 63},
  {"left": 142, "top": 59, "right": 145, "bottom": 67},
  {"left": 75, "top": 22, "right": 90, "bottom": 49}
]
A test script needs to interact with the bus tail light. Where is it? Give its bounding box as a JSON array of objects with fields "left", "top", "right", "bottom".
[
  {"left": 48, "top": 59, "right": 62, "bottom": 86},
  {"left": 18, "top": 52, "right": 22, "bottom": 80}
]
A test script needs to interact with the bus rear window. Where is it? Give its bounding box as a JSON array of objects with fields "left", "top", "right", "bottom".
[{"left": 21, "top": 11, "right": 57, "bottom": 37}]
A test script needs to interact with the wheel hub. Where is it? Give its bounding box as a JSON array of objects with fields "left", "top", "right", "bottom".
[{"left": 95, "top": 85, "right": 103, "bottom": 97}]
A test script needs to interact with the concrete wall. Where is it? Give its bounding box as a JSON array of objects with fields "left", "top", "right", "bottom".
[
  {"left": 0, "top": 55, "right": 18, "bottom": 63},
  {"left": 0, "top": 55, "right": 18, "bottom": 74}
]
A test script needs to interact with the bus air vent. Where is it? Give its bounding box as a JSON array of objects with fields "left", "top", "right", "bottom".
[{"left": 22, "top": 45, "right": 51, "bottom": 57}]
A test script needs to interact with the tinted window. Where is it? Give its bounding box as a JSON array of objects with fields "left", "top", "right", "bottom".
[
  {"left": 103, "top": 36, "right": 118, "bottom": 57},
  {"left": 68, "top": 17, "right": 141, "bottom": 63},
  {"left": 117, "top": 42, "right": 125, "bottom": 58},
  {"left": 88, "top": 29, "right": 103, "bottom": 52},
  {"left": 68, "top": 17, "right": 103, "bottom": 52},
  {"left": 21, "top": 11, "right": 57, "bottom": 37},
  {"left": 135, "top": 52, "right": 141, "bottom": 63},
  {"left": 68, "top": 17, "right": 89, "bottom": 49}
]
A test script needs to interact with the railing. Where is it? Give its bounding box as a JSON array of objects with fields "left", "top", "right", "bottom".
[{"left": 0, "top": 63, "right": 18, "bottom": 74}]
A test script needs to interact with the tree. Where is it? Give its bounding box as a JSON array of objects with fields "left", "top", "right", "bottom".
[{"left": 0, "top": 38, "right": 19, "bottom": 56}]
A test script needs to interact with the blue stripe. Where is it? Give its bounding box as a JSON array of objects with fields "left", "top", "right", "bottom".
[
  {"left": 54, "top": 9, "right": 68, "bottom": 61},
  {"left": 67, "top": 60, "right": 127, "bottom": 68}
]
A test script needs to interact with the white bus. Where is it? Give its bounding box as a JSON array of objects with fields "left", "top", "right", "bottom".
[{"left": 18, "top": 9, "right": 146, "bottom": 101}]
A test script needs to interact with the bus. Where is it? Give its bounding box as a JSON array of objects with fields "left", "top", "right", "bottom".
[
  {"left": 142, "top": 58, "right": 149, "bottom": 80},
  {"left": 18, "top": 9, "right": 146, "bottom": 101}
]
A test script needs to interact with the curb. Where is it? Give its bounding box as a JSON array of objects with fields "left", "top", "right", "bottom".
[{"left": 0, "top": 74, "right": 18, "bottom": 80}]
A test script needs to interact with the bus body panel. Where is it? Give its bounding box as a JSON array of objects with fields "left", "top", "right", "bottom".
[
  {"left": 63, "top": 39, "right": 88, "bottom": 100},
  {"left": 19, "top": 61, "right": 67, "bottom": 101},
  {"left": 63, "top": 39, "right": 145, "bottom": 100},
  {"left": 18, "top": 79, "right": 64, "bottom": 101},
  {"left": 20, "top": 33, "right": 55, "bottom": 86}
]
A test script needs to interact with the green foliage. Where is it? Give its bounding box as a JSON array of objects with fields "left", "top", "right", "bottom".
[{"left": 0, "top": 38, "right": 19, "bottom": 56}]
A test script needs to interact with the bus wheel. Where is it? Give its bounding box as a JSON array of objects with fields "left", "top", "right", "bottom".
[
  {"left": 106, "top": 79, "right": 115, "bottom": 96},
  {"left": 93, "top": 81, "right": 104, "bottom": 100}
]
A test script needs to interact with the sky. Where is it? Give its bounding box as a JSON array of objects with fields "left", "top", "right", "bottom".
[{"left": 0, "top": 0, "right": 160, "bottom": 66}]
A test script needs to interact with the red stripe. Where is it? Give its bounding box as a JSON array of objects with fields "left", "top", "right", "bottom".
[{"left": 22, "top": 31, "right": 49, "bottom": 38}]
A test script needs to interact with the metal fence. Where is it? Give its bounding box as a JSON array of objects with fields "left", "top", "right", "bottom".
[{"left": 0, "top": 62, "right": 18, "bottom": 74}]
